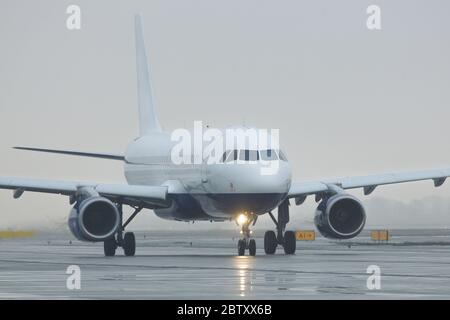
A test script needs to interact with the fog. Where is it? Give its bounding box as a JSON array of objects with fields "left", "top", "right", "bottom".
[{"left": 1, "top": 0, "right": 450, "bottom": 231}]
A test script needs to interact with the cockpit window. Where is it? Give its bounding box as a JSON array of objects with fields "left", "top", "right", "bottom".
[
  {"left": 221, "top": 150, "right": 231, "bottom": 163},
  {"left": 239, "top": 150, "right": 259, "bottom": 161},
  {"left": 239, "top": 150, "right": 248, "bottom": 161},
  {"left": 278, "top": 150, "right": 288, "bottom": 161},
  {"left": 225, "top": 150, "right": 238, "bottom": 162},
  {"left": 249, "top": 150, "right": 259, "bottom": 161},
  {"left": 260, "top": 149, "right": 278, "bottom": 161},
  {"left": 233, "top": 150, "right": 239, "bottom": 161}
]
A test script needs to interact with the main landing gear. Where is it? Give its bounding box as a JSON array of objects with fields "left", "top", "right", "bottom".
[
  {"left": 264, "top": 200, "right": 296, "bottom": 255},
  {"left": 236, "top": 213, "right": 257, "bottom": 256},
  {"left": 104, "top": 204, "right": 143, "bottom": 257},
  {"left": 235, "top": 200, "right": 296, "bottom": 256}
]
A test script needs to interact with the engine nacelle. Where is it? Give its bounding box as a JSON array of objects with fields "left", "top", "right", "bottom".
[
  {"left": 314, "top": 194, "right": 366, "bottom": 239},
  {"left": 68, "top": 196, "right": 120, "bottom": 242}
]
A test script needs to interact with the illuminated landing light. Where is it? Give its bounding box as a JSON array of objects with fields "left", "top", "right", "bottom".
[{"left": 236, "top": 214, "right": 248, "bottom": 226}]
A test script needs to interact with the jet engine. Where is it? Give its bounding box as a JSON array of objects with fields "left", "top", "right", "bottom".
[
  {"left": 314, "top": 194, "right": 366, "bottom": 239},
  {"left": 68, "top": 196, "right": 120, "bottom": 242}
]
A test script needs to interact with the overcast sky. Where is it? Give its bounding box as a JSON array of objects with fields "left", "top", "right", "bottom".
[{"left": 1, "top": 0, "right": 450, "bottom": 230}]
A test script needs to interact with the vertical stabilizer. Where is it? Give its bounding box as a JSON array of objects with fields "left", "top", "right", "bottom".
[{"left": 135, "top": 14, "right": 162, "bottom": 135}]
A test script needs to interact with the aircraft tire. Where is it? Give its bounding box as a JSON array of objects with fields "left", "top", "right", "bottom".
[
  {"left": 104, "top": 237, "right": 117, "bottom": 257},
  {"left": 264, "top": 231, "right": 277, "bottom": 255},
  {"left": 238, "top": 239, "right": 246, "bottom": 256},
  {"left": 248, "top": 239, "right": 256, "bottom": 256},
  {"left": 283, "top": 231, "right": 296, "bottom": 255},
  {"left": 123, "top": 232, "right": 136, "bottom": 256}
]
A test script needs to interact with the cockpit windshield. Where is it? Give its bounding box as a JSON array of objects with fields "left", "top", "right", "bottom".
[
  {"left": 221, "top": 149, "right": 286, "bottom": 162},
  {"left": 260, "top": 149, "right": 278, "bottom": 161},
  {"left": 221, "top": 150, "right": 238, "bottom": 163},
  {"left": 239, "top": 150, "right": 259, "bottom": 161},
  {"left": 221, "top": 150, "right": 231, "bottom": 162},
  {"left": 277, "top": 150, "right": 288, "bottom": 161}
]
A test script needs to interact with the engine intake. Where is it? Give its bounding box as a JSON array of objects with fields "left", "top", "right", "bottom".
[
  {"left": 68, "top": 196, "right": 120, "bottom": 242},
  {"left": 314, "top": 194, "right": 366, "bottom": 239}
]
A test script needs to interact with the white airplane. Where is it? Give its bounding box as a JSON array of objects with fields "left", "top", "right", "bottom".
[{"left": 2, "top": 15, "right": 450, "bottom": 257}]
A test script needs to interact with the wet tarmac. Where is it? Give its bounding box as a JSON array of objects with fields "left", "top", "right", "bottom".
[{"left": 1, "top": 229, "right": 450, "bottom": 299}]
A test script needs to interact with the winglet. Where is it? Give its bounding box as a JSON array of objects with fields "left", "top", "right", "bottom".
[{"left": 135, "top": 14, "right": 162, "bottom": 136}]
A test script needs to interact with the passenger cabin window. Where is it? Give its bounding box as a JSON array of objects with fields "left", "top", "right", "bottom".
[
  {"left": 260, "top": 149, "right": 278, "bottom": 161},
  {"left": 239, "top": 150, "right": 259, "bottom": 161}
]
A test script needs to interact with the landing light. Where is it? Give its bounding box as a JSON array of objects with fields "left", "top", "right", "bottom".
[{"left": 236, "top": 214, "right": 248, "bottom": 226}]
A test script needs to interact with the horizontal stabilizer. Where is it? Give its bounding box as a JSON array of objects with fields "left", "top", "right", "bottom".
[{"left": 14, "top": 147, "right": 125, "bottom": 161}]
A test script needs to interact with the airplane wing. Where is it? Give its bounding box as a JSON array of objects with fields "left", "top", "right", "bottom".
[
  {"left": 0, "top": 177, "right": 168, "bottom": 208},
  {"left": 288, "top": 168, "right": 450, "bottom": 204}
]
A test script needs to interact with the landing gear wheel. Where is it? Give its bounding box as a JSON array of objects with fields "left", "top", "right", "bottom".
[
  {"left": 264, "top": 230, "right": 277, "bottom": 255},
  {"left": 104, "top": 237, "right": 117, "bottom": 257},
  {"left": 238, "top": 239, "right": 246, "bottom": 256},
  {"left": 123, "top": 232, "right": 136, "bottom": 256},
  {"left": 248, "top": 239, "right": 256, "bottom": 256},
  {"left": 283, "top": 231, "right": 296, "bottom": 255}
]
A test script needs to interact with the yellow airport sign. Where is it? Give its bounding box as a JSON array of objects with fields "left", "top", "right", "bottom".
[
  {"left": 0, "top": 230, "right": 36, "bottom": 239},
  {"left": 295, "top": 230, "right": 315, "bottom": 241},
  {"left": 370, "top": 230, "right": 389, "bottom": 241}
]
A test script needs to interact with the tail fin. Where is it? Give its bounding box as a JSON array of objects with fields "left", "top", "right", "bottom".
[{"left": 135, "top": 14, "right": 162, "bottom": 135}]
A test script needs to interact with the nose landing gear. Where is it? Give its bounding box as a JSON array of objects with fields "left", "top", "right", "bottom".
[{"left": 236, "top": 213, "right": 257, "bottom": 256}]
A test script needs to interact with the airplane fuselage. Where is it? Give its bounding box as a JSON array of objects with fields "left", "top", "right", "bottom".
[{"left": 124, "top": 131, "right": 292, "bottom": 221}]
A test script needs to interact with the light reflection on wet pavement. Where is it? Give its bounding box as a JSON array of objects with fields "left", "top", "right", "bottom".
[{"left": 1, "top": 230, "right": 450, "bottom": 299}]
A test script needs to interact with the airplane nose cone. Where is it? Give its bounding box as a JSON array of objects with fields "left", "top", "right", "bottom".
[
  {"left": 231, "top": 161, "right": 291, "bottom": 194},
  {"left": 208, "top": 160, "right": 291, "bottom": 194},
  {"left": 203, "top": 161, "right": 291, "bottom": 215}
]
